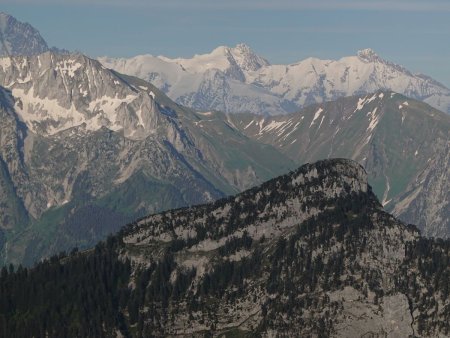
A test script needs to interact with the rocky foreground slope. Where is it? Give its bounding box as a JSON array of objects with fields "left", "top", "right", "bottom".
[{"left": 0, "top": 159, "right": 448, "bottom": 337}]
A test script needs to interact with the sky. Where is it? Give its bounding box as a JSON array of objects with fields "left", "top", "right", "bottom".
[{"left": 1, "top": 0, "right": 450, "bottom": 86}]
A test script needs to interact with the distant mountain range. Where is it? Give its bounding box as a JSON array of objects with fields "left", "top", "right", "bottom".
[
  {"left": 2, "top": 10, "right": 450, "bottom": 117},
  {"left": 99, "top": 45, "right": 450, "bottom": 116},
  {"left": 1, "top": 159, "right": 448, "bottom": 337}
]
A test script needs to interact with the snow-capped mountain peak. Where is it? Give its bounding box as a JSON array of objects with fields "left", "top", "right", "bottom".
[
  {"left": 228, "top": 43, "right": 270, "bottom": 71},
  {"left": 357, "top": 48, "right": 380, "bottom": 62},
  {"left": 163, "top": 43, "right": 269, "bottom": 76}
]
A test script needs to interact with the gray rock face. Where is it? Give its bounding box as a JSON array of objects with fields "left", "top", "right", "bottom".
[
  {"left": 0, "top": 87, "right": 29, "bottom": 228},
  {"left": 0, "top": 12, "right": 49, "bottom": 57},
  {"left": 330, "top": 289, "right": 414, "bottom": 337},
  {"left": 393, "top": 140, "right": 450, "bottom": 238}
]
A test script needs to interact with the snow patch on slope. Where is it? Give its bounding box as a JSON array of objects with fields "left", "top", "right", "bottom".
[
  {"left": 310, "top": 108, "right": 324, "bottom": 127},
  {"left": 55, "top": 59, "right": 82, "bottom": 78},
  {"left": 12, "top": 86, "right": 139, "bottom": 135},
  {"left": 12, "top": 87, "right": 86, "bottom": 134}
]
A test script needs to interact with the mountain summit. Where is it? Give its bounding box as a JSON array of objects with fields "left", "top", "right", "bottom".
[
  {"left": 0, "top": 12, "right": 49, "bottom": 56},
  {"left": 220, "top": 43, "right": 270, "bottom": 72},
  {"left": 357, "top": 48, "right": 381, "bottom": 62},
  {"left": 169, "top": 43, "right": 269, "bottom": 73}
]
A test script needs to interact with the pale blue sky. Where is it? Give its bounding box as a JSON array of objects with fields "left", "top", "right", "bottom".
[{"left": 1, "top": 0, "right": 449, "bottom": 86}]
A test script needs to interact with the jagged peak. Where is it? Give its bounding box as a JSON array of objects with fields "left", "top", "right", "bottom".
[
  {"left": 234, "top": 42, "right": 252, "bottom": 52},
  {"left": 0, "top": 12, "right": 40, "bottom": 32},
  {"left": 229, "top": 43, "right": 270, "bottom": 69},
  {"left": 231, "top": 43, "right": 260, "bottom": 57},
  {"left": 0, "top": 11, "right": 12, "bottom": 22},
  {"left": 355, "top": 48, "right": 415, "bottom": 77},
  {"left": 0, "top": 12, "right": 49, "bottom": 57},
  {"left": 210, "top": 43, "right": 253, "bottom": 53},
  {"left": 204, "top": 43, "right": 270, "bottom": 71},
  {"left": 357, "top": 48, "right": 381, "bottom": 62},
  {"left": 0, "top": 12, "right": 38, "bottom": 36}
]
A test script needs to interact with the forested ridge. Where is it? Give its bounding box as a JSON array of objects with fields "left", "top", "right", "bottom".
[{"left": 0, "top": 159, "right": 449, "bottom": 337}]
